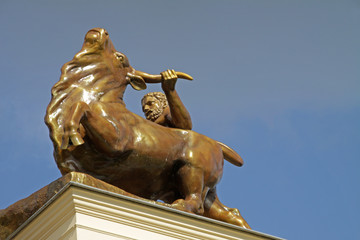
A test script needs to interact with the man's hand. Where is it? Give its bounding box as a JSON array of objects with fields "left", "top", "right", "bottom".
[{"left": 161, "top": 69, "right": 178, "bottom": 92}]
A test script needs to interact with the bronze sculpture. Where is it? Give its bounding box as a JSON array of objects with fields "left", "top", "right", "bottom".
[{"left": 45, "top": 28, "right": 250, "bottom": 228}]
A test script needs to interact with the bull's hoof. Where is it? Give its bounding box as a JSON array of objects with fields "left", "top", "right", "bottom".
[
  {"left": 70, "top": 132, "right": 84, "bottom": 146},
  {"left": 171, "top": 199, "right": 204, "bottom": 215}
]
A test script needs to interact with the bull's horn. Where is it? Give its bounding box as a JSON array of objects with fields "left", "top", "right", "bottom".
[
  {"left": 175, "top": 72, "right": 193, "bottom": 80},
  {"left": 134, "top": 70, "right": 193, "bottom": 83}
]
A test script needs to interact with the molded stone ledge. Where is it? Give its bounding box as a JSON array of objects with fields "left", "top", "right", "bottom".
[
  {"left": 0, "top": 172, "right": 143, "bottom": 239},
  {"left": 1, "top": 172, "right": 284, "bottom": 240}
]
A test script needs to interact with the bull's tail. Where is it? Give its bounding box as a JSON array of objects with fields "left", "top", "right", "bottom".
[{"left": 217, "top": 141, "right": 243, "bottom": 167}]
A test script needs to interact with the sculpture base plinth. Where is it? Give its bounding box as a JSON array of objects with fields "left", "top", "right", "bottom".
[{"left": 1, "top": 173, "right": 283, "bottom": 240}]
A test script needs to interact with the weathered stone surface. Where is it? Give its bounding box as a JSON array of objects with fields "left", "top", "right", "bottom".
[{"left": 0, "top": 172, "right": 148, "bottom": 239}]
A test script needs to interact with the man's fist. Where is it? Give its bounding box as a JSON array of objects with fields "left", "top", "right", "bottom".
[{"left": 161, "top": 69, "right": 178, "bottom": 91}]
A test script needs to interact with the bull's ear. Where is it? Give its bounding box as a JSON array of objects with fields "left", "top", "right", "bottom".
[{"left": 127, "top": 72, "right": 147, "bottom": 91}]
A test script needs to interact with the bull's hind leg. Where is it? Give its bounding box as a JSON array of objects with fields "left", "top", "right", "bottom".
[
  {"left": 171, "top": 165, "right": 208, "bottom": 215},
  {"left": 204, "top": 189, "right": 251, "bottom": 229}
]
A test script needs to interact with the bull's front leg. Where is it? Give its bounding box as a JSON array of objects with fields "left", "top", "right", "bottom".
[
  {"left": 61, "top": 101, "right": 90, "bottom": 149},
  {"left": 61, "top": 101, "right": 127, "bottom": 155}
]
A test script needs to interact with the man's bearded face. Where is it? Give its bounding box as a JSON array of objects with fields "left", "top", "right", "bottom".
[{"left": 142, "top": 96, "right": 163, "bottom": 121}]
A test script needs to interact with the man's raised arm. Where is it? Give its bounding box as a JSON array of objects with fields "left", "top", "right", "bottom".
[{"left": 160, "top": 69, "right": 192, "bottom": 130}]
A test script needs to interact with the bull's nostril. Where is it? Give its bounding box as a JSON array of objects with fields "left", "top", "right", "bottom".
[{"left": 85, "top": 30, "right": 100, "bottom": 43}]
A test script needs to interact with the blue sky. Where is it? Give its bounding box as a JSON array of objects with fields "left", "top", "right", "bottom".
[{"left": 0, "top": 1, "right": 359, "bottom": 239}]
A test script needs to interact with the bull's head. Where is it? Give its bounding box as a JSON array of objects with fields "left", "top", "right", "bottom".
[
  {"left": 75, "top": 28, "right": 147, "bottom": 91},
  {"left": 73, "top": 28, "right": 192, "bottom": 92}
]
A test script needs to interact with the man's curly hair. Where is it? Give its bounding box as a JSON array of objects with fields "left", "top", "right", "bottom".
[{"left": 141, "top": 92, "right": 168, "bottom": 110}]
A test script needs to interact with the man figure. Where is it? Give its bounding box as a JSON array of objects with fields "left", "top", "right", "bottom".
[
  {"left": 142, "top": 69, "right": 192, "bottom": 130},
  {"left": 141, "top": 70, "right": 248, "bottom": 224}
]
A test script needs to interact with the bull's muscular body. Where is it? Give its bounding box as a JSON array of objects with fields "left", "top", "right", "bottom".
[
  {"left": 66, "top": 103, "right": 223, "bottom": 201},
  {"left": 45, "top": 28, "right": 249, "bottom": 228}
]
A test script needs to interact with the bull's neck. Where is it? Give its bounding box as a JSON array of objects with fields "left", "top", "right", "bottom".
[{"left": 99, "top": 84, "right": 128, "bottom": 104}]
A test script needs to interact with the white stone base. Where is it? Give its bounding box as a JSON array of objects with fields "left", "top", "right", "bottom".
[{"left": 10, "top": 183, "right": 283, "bottom": 240}]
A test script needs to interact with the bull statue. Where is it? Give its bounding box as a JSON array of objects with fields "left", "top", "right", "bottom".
[{"left": 45, "top": 28, "right": 250, "bottom": 228}]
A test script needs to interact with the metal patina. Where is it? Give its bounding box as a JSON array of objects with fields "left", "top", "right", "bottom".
[{"left": 45, "top": 28, "right": 250, "bottom": 228}]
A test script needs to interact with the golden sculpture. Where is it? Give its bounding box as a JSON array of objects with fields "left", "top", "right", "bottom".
[{"left": 45, "top": 28, "right": 250, "bottom": 228}]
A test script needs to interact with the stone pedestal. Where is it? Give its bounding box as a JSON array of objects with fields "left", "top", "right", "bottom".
[{"left": 1, "top": 173, "right": 283, "bottom": 240}]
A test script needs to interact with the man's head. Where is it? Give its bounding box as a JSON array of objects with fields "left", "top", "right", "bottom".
[{"left": 141, "top": 92, "right": 168, "bottom": 121}]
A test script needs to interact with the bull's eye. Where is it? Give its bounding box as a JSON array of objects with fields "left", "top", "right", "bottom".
[{"left": 115, "top": 52, "right": 124, "bottom": 62}]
